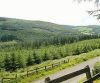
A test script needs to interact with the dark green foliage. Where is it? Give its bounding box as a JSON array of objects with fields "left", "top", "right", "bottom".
[
  {"left": 43, "top": 51, "right": 50, "bottom": 61},
  {"left": 4, "top": 53, "right": 18, "bottom": 71},
  {"left": 17, "top": 54, "right": 26, "bottom": 68},
  {"left": 10, "top": 53, "right": 18, "bottom": 71},
  {"left": 73, "top": 47, "right": 81, "bottom": 55},
  {"left": 1, "top": 39, "right": 100, "bottom": 71},
  {"left": 33, "top": 51, "right": 42, "bottom": 64},
  {"left": 4, "top": 54, "right": 11, "bottom": 71},
  {"left": 27, "top": 54, "right": 34, "bottom": 66},
  {"left": 17, "top": 34, "right": 100, "bottom": 49},
  {"left": 0, "top": 35, "right": 18, "bottom": 42}
]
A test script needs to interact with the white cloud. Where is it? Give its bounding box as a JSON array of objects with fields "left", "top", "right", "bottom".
[{"left": 0, "top": 0, "right": 99, "bottom": 25}]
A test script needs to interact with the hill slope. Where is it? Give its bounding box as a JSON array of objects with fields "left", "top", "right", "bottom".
[
  {"left": 74, "top": 25, "right": 100, "bottom": 35},
  {"left": 0, "top": 17, "right": 100, "bottom": 42},
  {"left": 0, "top": 17, "right": 78, "bottom": 41}
]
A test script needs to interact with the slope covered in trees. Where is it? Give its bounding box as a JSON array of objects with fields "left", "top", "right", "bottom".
[
  {"left": 0, "top": 39, "right": 100, "bottom": 71},
  {"left": 0, "top": 17, "right": 100, "bottom": 43},
  {"left": 0, "top": 17, "right": 100, "bottom": 71},
  {"left": 0, "top": 17, "right": 77, "bottom": 42}
]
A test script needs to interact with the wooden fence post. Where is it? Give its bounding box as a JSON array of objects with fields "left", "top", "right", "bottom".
[
  {"left": 52, "top": 64, "right": 53, "bottom": 68},
  {"left": 45, "top": 77, "right": 50, "bottom": 83},
  {"left": 58, "top": 62, "right": 60, "bottom": 66},
  {"left": 27, "top": 71, "right": 28, "bottom": 77},
  {"left": 64, "top": 60, "right": 66, "bottom": 63},
  {"left": 15, "top": 74, "right": 17, "bottom": 78},
  {"left": 15, "top": 74, "right": 18, "bottom": 83},
  {"left": 36, "top": 67, "right": 38, "bottom": 73},
  {"left": 45, "top": 66, "right": 47, "bottom": 70},
  {"left": 86, "top": 65, "right": 93, "bottom": 83},
  {"left": 2, "top": 78, "right": 3, "bottom": 83}
]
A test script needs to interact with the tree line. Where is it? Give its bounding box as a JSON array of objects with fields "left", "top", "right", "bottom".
[
  {"left": 1, "top": 39, "right": 100, "bottom": 71},
  {"left": 18, "top": 34, "right": 100, "bottom": 49}
]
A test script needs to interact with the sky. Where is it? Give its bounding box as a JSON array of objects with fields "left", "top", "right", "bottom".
[{"left": 0, "top": 0, "right": 100, "bottom": 25}]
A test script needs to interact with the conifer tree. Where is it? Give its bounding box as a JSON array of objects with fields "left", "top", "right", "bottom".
[
  {"left": 27, "top": 54, "right": 34, "bottom": 66},
  {"left": 10, "top": 53, "right": 18, "bottom": 71},
  {"left": 4, "top": 54, "right": 11, "bottom": 71},
  {"left": 33, "top": 51, "right": 41, "bottom": 64}
]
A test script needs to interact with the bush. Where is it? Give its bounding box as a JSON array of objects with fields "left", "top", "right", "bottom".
[{"left": 93, "top": 62, "right": 100, "bottom": 75}]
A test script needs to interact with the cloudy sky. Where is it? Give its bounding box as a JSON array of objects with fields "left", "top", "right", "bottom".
[{"left": 0, "top": 0, "right": 100, "bottom": 25}]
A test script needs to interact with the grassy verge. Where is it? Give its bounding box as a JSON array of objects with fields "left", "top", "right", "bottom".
[
  {"left": 94, "top": 79, "right": 100, "bottom": 83},
  {"left": 78, "top": 78, "right": 100, "bottom": 83},
  {"left": 3, "top": 49, "right": 100, "bottom": 83}
]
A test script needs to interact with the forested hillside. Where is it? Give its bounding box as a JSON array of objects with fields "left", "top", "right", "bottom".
[
  {"left": 0, "top": 39, "right": 100, "bottom": 71},
  {"left": 0, "top": 17, "right": 100, "bottom": 48},
  {"left": 0, "top": 17, "right": 77, "bottom": 41}
]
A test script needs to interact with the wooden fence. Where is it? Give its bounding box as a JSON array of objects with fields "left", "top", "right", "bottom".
[
  {"left": 84, "top": 72, "right": 100, "bottom": 83},
  {"left": 26, "top": 59, "right": 69, "bottom": 76},
  {"left": 45, "top": 65, "right": 100, "bottom": 83},
  {"left": 0, "top": 59, "right": 69, "bottom": 83},
  {"left": 1, "top": 74, "right": 17, "bottom": 83}
]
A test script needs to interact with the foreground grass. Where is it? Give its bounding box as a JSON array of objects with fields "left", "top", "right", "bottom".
[
  {"left": 94, "top": 79, "right": 100, "bottom": 83},
  {"left": 3, "top": 49, "right": 100, "bottom": 83},
  {"left": 78, "top": 78, "right": 100, "bottom": 83}
]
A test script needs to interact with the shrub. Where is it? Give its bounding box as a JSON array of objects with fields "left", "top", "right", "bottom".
[{"left": 93, "top": 62, "right": 100, "bottom": 75}]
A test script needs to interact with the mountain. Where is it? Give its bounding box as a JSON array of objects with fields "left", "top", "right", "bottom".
[
  {"left": 0, "top": 17, "right": 100, "bottom": 42},
  {"left": 0, "top": 17, "right": 78, "bottom": 41}
]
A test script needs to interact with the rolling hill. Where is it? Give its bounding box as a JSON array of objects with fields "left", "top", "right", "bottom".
[
  {"left": 0, "top": 17, "right": 100, "bottom": 42},
  {"left": 0, "top": 17, "right": 78, "bottom": 41},
  {"left": 74, "top": 25, "right": 100, "bottom": 35}
]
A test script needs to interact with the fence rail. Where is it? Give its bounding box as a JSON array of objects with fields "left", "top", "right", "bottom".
[
  {"left": 45, "top": 65, "right": 100, "bottom": 83},
  {"left": 1, "top": 74, "right": 17, "bottom": 83},
  {"left": 0, "top": 59, "right": 69, "bottom": 83},
  {"left": 84, "top": 72, "right": 100, "bottom": 83},
  {"left": 45, "top": 65, "right": 92, "bottom": 83}
]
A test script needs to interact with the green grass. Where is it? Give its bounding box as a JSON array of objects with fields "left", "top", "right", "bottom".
[
  {"left": 78, "top": 78, "right": 100, "bottom": 83},
  {"left": 94, "top": 79, "right": 100, "bottom": 83},
  {"left": 2, "top": 49, "right": 100, "bottom": 83}
]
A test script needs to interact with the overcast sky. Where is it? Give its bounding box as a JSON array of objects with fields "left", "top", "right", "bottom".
[{"left": 0, "top": 0, "right": 100, "bottom": 25}]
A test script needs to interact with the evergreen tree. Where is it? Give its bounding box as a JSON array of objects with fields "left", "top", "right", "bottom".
[
  {"left": 10, "top": 53, "right": 18, "bottom": 71},
  {"left": 27, "top": 54, "right": 34, "bottom": 66},
  {"left": 33, "top": 51, "right": 41, "bottom": 64},
  {"left": 43, "top": 51, "right": 49, "bottom": 61},
  {"left": 17, "top": 54, "right": 26, "bottom": 68},
  {"left": 4, "top": 54, "right": 11, "bottom": 71}
]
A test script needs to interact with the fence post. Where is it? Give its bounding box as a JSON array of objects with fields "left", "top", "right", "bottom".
[
  {"left": 27, "top": 71, "right": 28, "bottom": 77},
  {"left": 15, "top": 74, "right": 17, "bottom": 78},
  {"left": 45, "top": 66, "right": 47, "bottom": 70},
  {"left": 2, "top": 78, "right": 3, "bottom": 83},
  {"left": 85, "top": 65, "right": 93, "bottom": 83},
  {"left": 36, "top": 67, "right": 38, "bottom": 73},
  {"left": 45, "top": 77, "right": 50, "bottom": 83},
  {"left": 64, "top": 60, "right": 66, "bottom": 63},
  {"left": 52, "top": 64, "right": 53, "bottom": 68},
  {"left": 92, "top": 69, "right": 95, "bottom": 76},
  {"left": 15, "top": 74, "right": 17, "bottom": 83}
]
